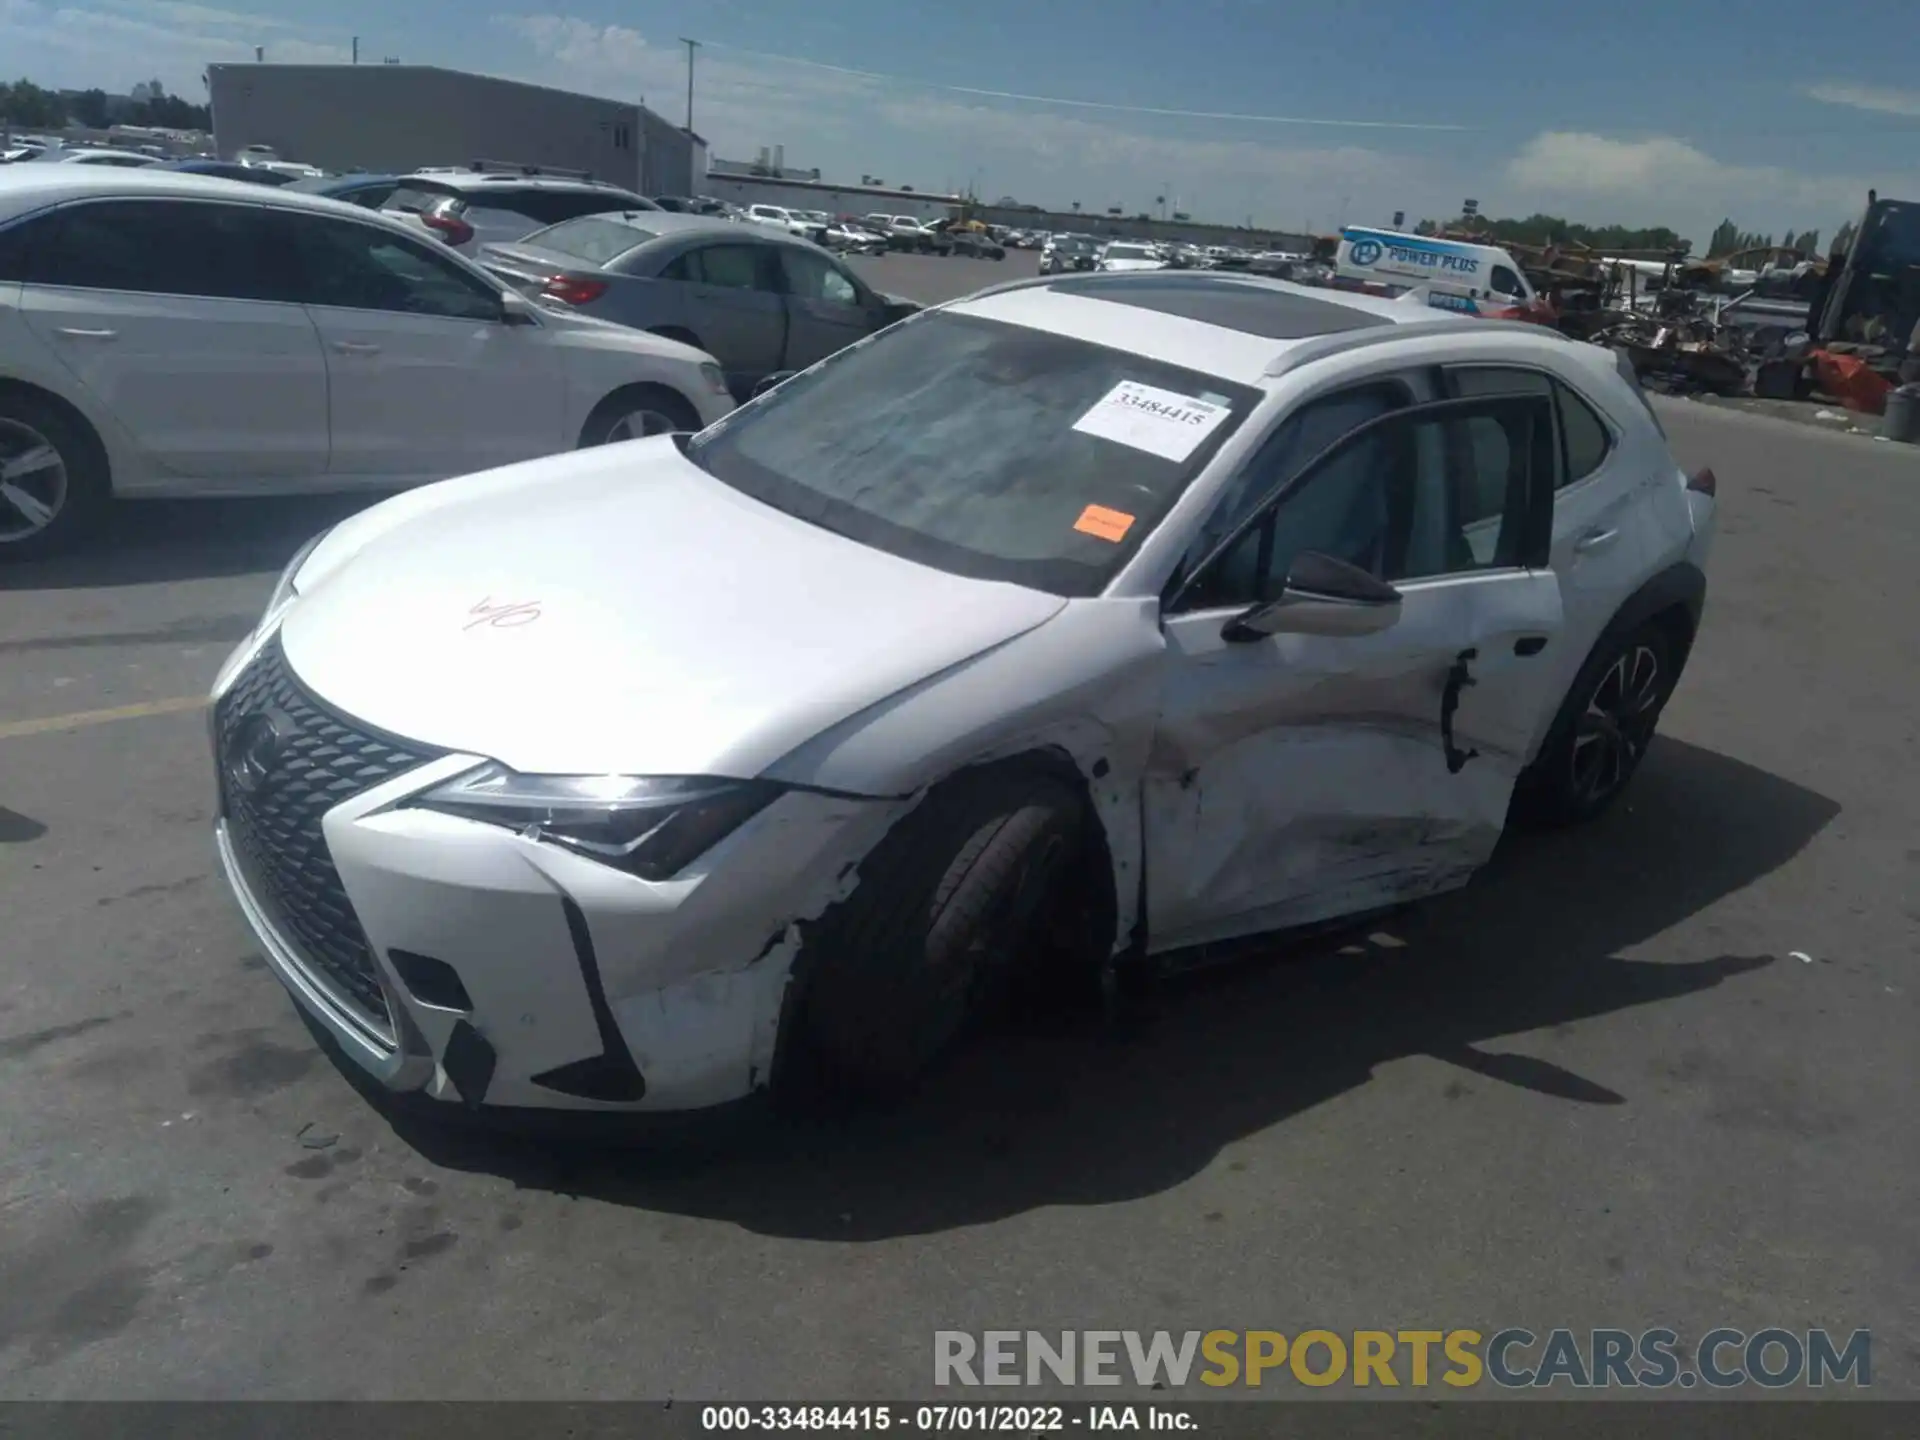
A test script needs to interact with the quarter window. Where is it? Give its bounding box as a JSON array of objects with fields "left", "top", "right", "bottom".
[
  {"left": 26, "top": 199, "right": 294, "bottom": 302},
  {"left": 289, "top": 215, "right": 504, "bottom": 320},
  {"left": 1556, "top": 384, "right": 1613, "bottom": 483}
]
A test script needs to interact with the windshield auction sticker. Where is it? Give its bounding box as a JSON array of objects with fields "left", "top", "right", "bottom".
[
  {"left": 1073, "top": 504, "right": 1137, "bottom": 542},
  {"left": 1072, "top": 380, "right": 1230, "bottom": 462}
]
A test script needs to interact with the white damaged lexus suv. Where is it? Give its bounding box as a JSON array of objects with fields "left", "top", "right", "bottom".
[{"left": 210, "top": 271, "right": 1716, "bottom": 1116}]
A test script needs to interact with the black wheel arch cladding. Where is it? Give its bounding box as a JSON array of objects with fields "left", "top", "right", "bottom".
[{"left": 767, "top": 748, "right": 1122, "bottom": 1095}]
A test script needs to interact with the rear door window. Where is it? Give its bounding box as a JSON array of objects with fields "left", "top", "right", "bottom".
[{"left": 674, "top": 244, "right": 776, "bottom": 292}]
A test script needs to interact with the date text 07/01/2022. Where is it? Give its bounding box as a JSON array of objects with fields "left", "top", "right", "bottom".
[{"left": 701, "top": 1404, "right": 1194, "bottom": 1431}]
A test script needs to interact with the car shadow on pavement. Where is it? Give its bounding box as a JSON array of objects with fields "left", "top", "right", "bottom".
[
  {"left": 365, "top": 734, "right": 1839, "bottom": 1240},
  {"left": 0, "top": 495, "right": 388, "bottom": 592}
]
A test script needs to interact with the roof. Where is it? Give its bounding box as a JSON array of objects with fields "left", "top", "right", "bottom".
[
  {"left": 0, "top": 163, "right": 491, "bottom": 238},
  {"left": 402, "top": 171, "right": 644, "bottom": 196},
  {"left": 206, "top": 62, "right": 659, "bottom": 120},
  {"left": 947, "top": 272, "right": 1478, "bottom": 386}
]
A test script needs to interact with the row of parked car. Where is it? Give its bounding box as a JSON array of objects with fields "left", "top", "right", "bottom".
[{"left": 0, "top": 158, "right": 923, "bottom": 559}]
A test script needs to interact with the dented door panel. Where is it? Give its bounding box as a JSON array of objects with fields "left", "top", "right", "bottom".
[{"left": 1144, "top": 569, "right": 1563, "bottom": 953}]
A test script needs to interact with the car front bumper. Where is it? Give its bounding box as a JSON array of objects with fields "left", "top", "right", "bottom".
[{"left": 210, "top": 630, "right": 906, "bottom": 1114}]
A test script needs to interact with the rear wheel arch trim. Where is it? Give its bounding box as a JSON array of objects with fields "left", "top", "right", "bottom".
[{"left": 1602, "top": 561, "right": 1705, "bottom": 667}]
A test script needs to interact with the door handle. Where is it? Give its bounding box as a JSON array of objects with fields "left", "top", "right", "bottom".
[
  {"left": 1514, "top": 634, "right": 1548, "bottom": 657},
  {"left": 331, "top": 340, "right": 382, "bottom": 355},
  {"left": 53, "top": 327, "right": 118, "bottom": 340},
  {"left": 1573, "top": 527, "right": 1619, "bottom": 554}
]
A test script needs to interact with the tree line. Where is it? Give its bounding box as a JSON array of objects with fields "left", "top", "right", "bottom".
[
  {"left": 1415, "top": 210, "right": 1860, "bottom": 261},
  {"left": 1, "top": 77, "right": 211, "bottom": 131}
]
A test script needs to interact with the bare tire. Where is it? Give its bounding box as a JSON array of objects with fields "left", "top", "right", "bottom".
[
  {"left": 0, "top": 391, "right": 109, "bottom": 564},
  {"left": 1513, "top": 620, "right": 1676, "bottom": 827},
  {"left": 793, "top": 771, "right": 1085, "bottom": 1095},
  {"left": 578, "top": 385, "right": 701, "bottom": 446}
]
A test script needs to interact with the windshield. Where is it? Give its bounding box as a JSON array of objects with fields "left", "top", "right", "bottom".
[
  {"left": 1106, "top": 244, "right": 1155, "bottom": 260},
  {"left": 520, "top": 215, "right": 654, "bottom": 265},
  {"left": 684, "top": 311, "right": 1259, "bottom": 596}
]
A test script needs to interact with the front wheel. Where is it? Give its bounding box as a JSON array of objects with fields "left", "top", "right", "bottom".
[
  {"left": 1513, "top": 621, "right": 1676, "bottom": 827},
  {"left": 577, "top": 385, "right": 701, "bottom": 447},
  {"left": 791, "top": 771, "right": 1087, "bottom": 1097}
]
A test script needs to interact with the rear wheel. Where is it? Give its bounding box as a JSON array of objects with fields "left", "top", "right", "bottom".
[
  {"left": 1514, "top": 621, "right": 1675, "bottom": 827},
  {"left": 0, "top": 392, "right": 109, "bottom": 563},
  {"left": 791, "top": 771, "right": 1087, "bottom": 1098},
  {"left": 577, "top": 385, "right": 701, "bottom": 446}
]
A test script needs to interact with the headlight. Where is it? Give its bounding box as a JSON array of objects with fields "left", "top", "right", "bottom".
[
  {"left": 698, "top": 362, "right": 730, "bottom": 396},
  {"left": 411, "top": 764, "right": 780, "bottom": 880},
  {"left": 259, "top": 526, "right": 331, "bottom": 631}
]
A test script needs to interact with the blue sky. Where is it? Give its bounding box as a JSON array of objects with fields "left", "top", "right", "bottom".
[{"left": 7, "top": 0, "right": 1920, "bottom": 247}]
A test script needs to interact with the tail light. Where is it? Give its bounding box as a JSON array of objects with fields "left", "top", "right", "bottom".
[
  {"left": 1687, "top": 467, "right": 1718, "bottom": 497},
  {"left": 421, "top": 210, "right": 475, "bottom": 247},
  {"left": 541, "top": 274, "right": 609, "bottom": 306}
]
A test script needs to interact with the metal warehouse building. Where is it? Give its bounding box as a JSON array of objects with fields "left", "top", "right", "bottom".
[{"left": 207, "top": 63, "right": 701, "bottom": 196}]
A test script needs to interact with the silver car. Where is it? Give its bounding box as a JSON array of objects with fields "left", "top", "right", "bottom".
[{"left": 478, "top": 211, "right": 919, "bottom": 397}]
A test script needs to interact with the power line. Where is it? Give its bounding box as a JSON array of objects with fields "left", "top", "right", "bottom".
[{"left": 697, "top": 42, "right": 1474, "bottom": 131}]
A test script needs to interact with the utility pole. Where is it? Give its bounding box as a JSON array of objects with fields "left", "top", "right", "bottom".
[
  {"left": 352, "top": 36, "right": 359, "bottom": 64},
  {"left": 680, "top": 38, "right": 700, "bottom": 132}
]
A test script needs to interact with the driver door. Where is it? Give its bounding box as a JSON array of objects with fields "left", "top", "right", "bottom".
[
  {"left": 1144, "top": 392, "right": 1568, "bottom": 953},
  {"left": 287, "top": 214, "right": 565, "bottom": 480}
]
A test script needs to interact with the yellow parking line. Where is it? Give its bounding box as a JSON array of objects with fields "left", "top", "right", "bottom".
[{"left": 0, "top": 695, "right": 207, "bottom": 741}]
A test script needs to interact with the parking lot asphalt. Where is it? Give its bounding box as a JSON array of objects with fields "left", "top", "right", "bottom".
[{"left": 1, "top": 252, "right": 1916, "bottom": 1399}]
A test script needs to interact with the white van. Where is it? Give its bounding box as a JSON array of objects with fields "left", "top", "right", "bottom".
[{"left": 1334, "top": 226, "right": 1537, "bottom": 316}]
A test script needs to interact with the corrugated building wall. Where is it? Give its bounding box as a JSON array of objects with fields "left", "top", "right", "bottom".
[{"left": 208, "top": 64, "right": 690, "bottom": 192}]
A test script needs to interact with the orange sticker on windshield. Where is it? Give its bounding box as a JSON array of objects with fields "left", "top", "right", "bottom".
[{"left": 1074, "top": 504, "right": 1136, "bottom": 543}]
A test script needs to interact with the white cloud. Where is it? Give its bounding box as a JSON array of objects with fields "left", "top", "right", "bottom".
[
  {"left": 0, "top": 0, "right": 347, "bottom": 91},
  {"left": 1800, "top": 81, "right": 1920, "bottom": 118},
  {"left": 1503, "top": 130, "right": 1896, "bottom": 244},
  {"left": 492, "top": 13, "right": 1409, "bottom": 226}
]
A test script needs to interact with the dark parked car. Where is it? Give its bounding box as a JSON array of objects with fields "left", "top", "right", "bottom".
[
  {"left": 928, "top": 221, "right": 1005, "bottom": 260},
  {"left": 651, "top": 195, "right": 731, "bottom": 216},
  {"left": 158, "top": 159, "right": 300, "bottom": 186},
  {"left": 479, "top": 212, "right": 920, "bottom": 398},
  {"left": 280, "top": 172, "right": 417, "bottom": 208}
]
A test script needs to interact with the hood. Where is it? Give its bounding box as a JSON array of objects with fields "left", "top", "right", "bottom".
[
  {"left": 277, "top": 439, "right": 1066, "bottom": 781},
  {"left": 1101, "top": 258, "right": 1165, "bottom": 272}
]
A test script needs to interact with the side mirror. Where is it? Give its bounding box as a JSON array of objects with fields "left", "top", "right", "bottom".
[
  {"left": 1221, "top": 552, "right": 1402, "bottom": 642},
  {"left": 752, "top": 371, "right": 797, "bottom": 399},
  {"left": 499, "top": 290, "right": 540, "bottom": 327}
]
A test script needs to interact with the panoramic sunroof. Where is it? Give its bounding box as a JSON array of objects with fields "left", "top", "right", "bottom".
[{"left": 1047, "top": 272, "right": 1392, "bottom": 340}]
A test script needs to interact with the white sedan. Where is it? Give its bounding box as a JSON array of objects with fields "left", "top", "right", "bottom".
[
  {"left": 211, "top": 271, "right": 1716, "bottom": 1116},
  {"left": 1099, "top": 242, "right": 1167, "bottom": 273},
  {"left": 0, "top": 166, "right": 735, "bottom": 558}
]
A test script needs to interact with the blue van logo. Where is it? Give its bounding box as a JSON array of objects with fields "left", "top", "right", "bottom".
[{"left": 1349, "top": 238, "right": 1384, "bottom": 267}]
